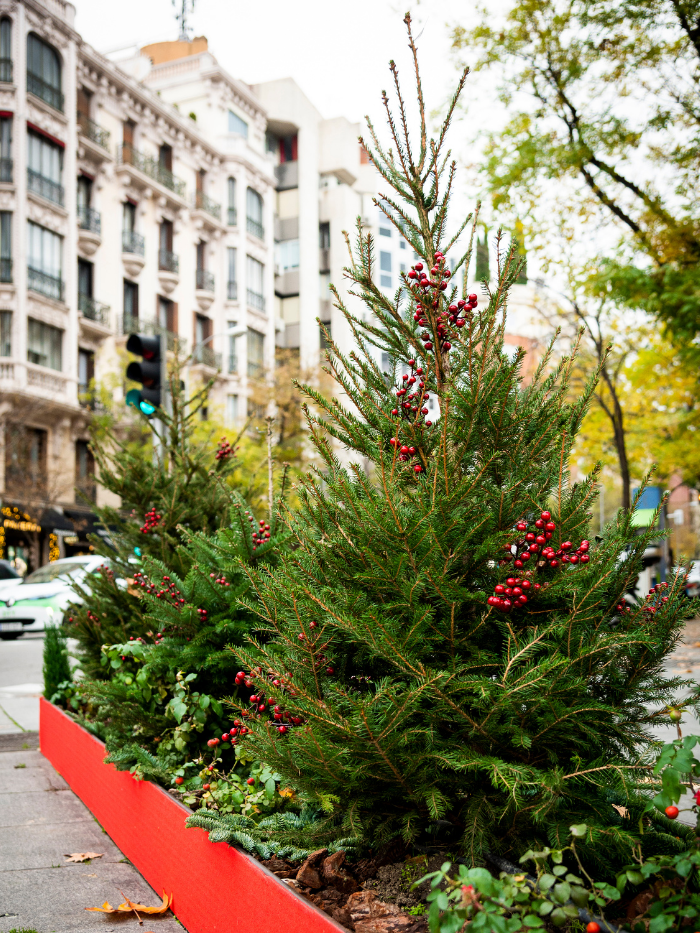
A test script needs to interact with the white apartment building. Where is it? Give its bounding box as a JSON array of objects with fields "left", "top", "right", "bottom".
[{"left": 0, "top": 0, "right": 275, "bottom": 569}]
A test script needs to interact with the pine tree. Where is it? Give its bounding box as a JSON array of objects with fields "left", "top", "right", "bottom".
[
  {"left": 69, "top": 355, "right": 241, "bottom": 678},
  {"left": 43, "top": 624, "right": 71, "bottom": 700},
  {"left": 216, "top": 17, "right": 695, "bottom": 871}
]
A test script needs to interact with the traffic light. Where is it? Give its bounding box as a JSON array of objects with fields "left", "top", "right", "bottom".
[{"left": 125, "top": 333, "right": 163, "bottom": 416}]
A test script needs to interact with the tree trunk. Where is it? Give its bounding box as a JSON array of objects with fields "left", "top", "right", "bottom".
[{"left": 600, "top": 366, "right": 631, "bottom": 510}]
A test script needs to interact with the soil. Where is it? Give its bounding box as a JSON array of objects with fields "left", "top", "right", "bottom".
[{"left": 258, "top": 845, "right": 438, "bottom": 932}]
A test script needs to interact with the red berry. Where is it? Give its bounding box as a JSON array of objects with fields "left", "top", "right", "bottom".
[
  {"left": 175, "top": 776, "right": 184, "bottom": 785},
  {"left": 247, "top": 777, "right": 255, "bottom": 786},
  {"left": 540, "top": 511, "right": 551, "bottom": 520},
  {"left": 390, "top": 438, "right": 398, "bottom": 446},
  {"left": 415, "top": 262, "right": 423, "bottom": 271},
  {"left": 586, "top": 924, "right": 600, "bottom": 933},
  {"left": 221, "top": 733, "right": 229, "bottom": 742},
  {"left": 203, "top": 783, "right": 211, "bottom": 791},
  {"left": 414, "top": 464, "right": 422, "bottom": 473},
  {"left": 516, "top": 522, "right": 527, "bottom": 531},
  {"left": 495, "top": 584, "right": 505, "bottom": 594},
  {"left": 665, "top": 805, "right": 679, "bottom": 819},
  {"left": 545, "top": 522, "right": 556, "bottom": 531}
]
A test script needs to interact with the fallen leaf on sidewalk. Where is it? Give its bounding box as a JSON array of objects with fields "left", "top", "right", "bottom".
[
  {"left": 86, "top": 891, "right": 171, "bottom": 921},
  {"left": 65, "top": 852, "right": 104, "bottom": 863}
]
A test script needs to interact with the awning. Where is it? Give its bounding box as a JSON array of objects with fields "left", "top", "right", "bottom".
[
  {"left": 63, "top": 509, "right": 103, "bottom": 539},
  {"left": 39, "top": 508, "right": 74, "bottom": 532}
]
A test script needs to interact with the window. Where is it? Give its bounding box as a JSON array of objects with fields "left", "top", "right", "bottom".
[
  {"left": 399, "top": 239, "right": 406, "bottom": 249},
  {"left": 0, "top": 115, "right": 11, "bottom": 182},
  {"left": 228, "top": 110, "right": 248, "bottom": 139},
  {"left": 196, "top": 240, "right": 205, "bottom": 271},
  {"left": 195, "top": 313, "right": 211, "bottom": 347},
  {"left": 247, "top": 255, "right": 265, "bottom": 311},
  {"left": 380, "top": 250, "right": 392, "bottom": 288},
  {"left": 247, "top": 328, "right": 265, "bottom": 377},
  {"left": 6, "top": 426, "right": 46, "bottom": 493},
  {"left": 227, "top": 321, "right": 238, "bottom": 373},
  {"left": 27, "top": 130, "right": 63, "bottom": 205},
  {"left": 78, "top": 258, "right": 93, "bottom": 298},
  {"left": 123, "top": 280, "right": 138, "bottom": 325},
  {"left": 0, "top": 310, "right": 10, "bottom": 356},
  {"left": 227, "top": 177, "right": 237, "bottom": 225},
  {"left": 78, "top": 348, "right": 94, "bottom": 396},
  {"left": 159, "top": 220, "right": 176, "bottom": 271},
  {"left": 400, "top": 263, "right": 407, "bottom": 274},
  {"left": 279, "top": 134, "right": 297, "bottom": 163},
  {"left": 158, "top": 143, "right": 173, "bottom": 173},
  {"left": 226, "top": 394, "right": 238, "bottom": 424},
  {"left": 0, "top": 19, "right": 11, "bottom": 83},
  {"left": 319, "top": 271, "right": 331, "bottom": 297},
  {"left": 276, "top": 239, "right": 299, "bottom": 272},
  {"left": 123, "top": 201, "right": 136, "bottom": 234},
  {"left": 77, "top": 174, "right": 91, "bottom": 210},
  {"left": 75, "top": 440, "right": 96, "bottom": 503},
  {"left": 246, "top": 187, "right": 264, "bottom": 239},
  {"left": 379, "top": 227, "right": 391, "bottom": 237},
  {"left": 27, "top": 221, "right": 62, "bottom": 300},
  {"left": 227, "top": 247, "right": 237, "bottom": 300},
  {"left": 319, "top": 222, "right": 330, "bottom": 249},
  {"left": 158, "top": 296, "right": 177, "bottom": 334},
  {"left": 27, "top": 318, "right": 62, "bottom": 370},
  {"left": 27, "top": 33, "right": 62, "bottom": 112},
  {"left": 0, "top": 211, "right": 10, "bottom": 283}
]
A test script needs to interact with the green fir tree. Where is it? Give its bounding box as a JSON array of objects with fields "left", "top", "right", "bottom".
[
  {"left": 43, "top": 624, "right": 71, "bottom": 700},
  {"left": 196, "top": 18, "right": 696, "bottom": 871}
]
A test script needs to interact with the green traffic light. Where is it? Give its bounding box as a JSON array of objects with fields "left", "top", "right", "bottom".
[
  {"left": 139, "top": 400, "right": 157, "bottom": 415},
  {"left": 126, "top": 388, "right": 157, "bottom": 417}
]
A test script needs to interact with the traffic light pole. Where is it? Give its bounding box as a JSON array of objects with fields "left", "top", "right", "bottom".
[{"left": 152, "top": 332, "right": 169, "bottom": 465}]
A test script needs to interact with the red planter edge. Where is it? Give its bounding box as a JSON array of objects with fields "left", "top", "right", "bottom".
[{"left": 39, "top": 696, "right": 347, "bottom": 933}]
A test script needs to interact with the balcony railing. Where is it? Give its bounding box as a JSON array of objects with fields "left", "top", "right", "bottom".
[
  {"left": 192, "top": 345, "right": 221, "bottom": 369},
  {"left": 78, "top": 206, "right": 101, "bottom": 234},
  {"left": 247, "top": 289, "right": 265, "bottom": 312},
  {"left": 27, "top": 168, "right": 64, "bottom": 206},
  {"left": 196, "top": 269, "right": 214, "bottom": 292},
  {"left": 0, "top": 258, "right": 11, "bottom": 283},
  {"left": 77, "top": 112, "right": 110, "bottom": 150},
  {"left": 159, "top": 249, "right": 179, "bottom": 274},
  {"left": 227, "top": 280, "right": 238, "bottom": 300},
  {"left": 0, "top": 59, "right": 12, "bottom": 83},
  {"left": 118, "top": 143, "right": 186, "bottom": 198},
  {"left": 247, "top": 216, "right": 264, "bottom": 240},
  {"left": 28, "top": 266, "right": 64, "bottom": 302},
  {"left": 0, "top": 158, "right": 12, "bottom": 183},
  {"left": 79, "top": 292, "right": 110, "bottom": 326},
  {"left": 27, "top": 71, "right": 64, "bottom": 112},
  {"left": 227, "top": 206, "right": 237, "bottom": 226},
  {"left": 122, "top": 230, "right": 145, "bottom": 256},
  {"left": 193, "top": 191, "right": 221, "bottom": 221}
]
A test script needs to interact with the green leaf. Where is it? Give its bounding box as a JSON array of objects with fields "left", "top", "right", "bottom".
[
  {"left": 170, "top": 700, "right": 187, "bottom": 723},
  {"left": 539, "top": 874, "right": 556, "bottom": 893},
  {"left": 552, "top": 865, "right": 567, "bottom": 876},
  {"left": 198, "top": 694, "right": 211, "bottom": 709},
  {"left": 626, "top": 870, "right": 644, "bottom": 885},
  {"left": 676, "top": 859, "right": 692, "bottom": 878},
  {"left": 522, "top": 916, "right": 544, "bottom": 927},
  {"left": 552, "top": 882, "right": 571, "bottom": 904},
  {"left": 210, "top": 697, "right": 223, "bottom": 716},
  {"left": 568, "top": 824, "right": 587, "bottom": 837},
  {"left": 550, "top": 907, "right": 568, "bottom": 927},
  {"left": 265, "top": 778, "right": 276, "bottom": 799}
]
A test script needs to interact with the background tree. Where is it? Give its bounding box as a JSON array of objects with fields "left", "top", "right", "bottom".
[{"left": 452, "top": 0, "right": 700, "bottom": 352}]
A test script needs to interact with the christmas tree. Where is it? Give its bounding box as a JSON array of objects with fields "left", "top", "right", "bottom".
[
  {"left": 43, "top": 623, "right": 71, "bottom": 700},
  {"left": 202, "top": 17, "right": 695, "bottom": 870},
  {"left": 69, "top": 355, "right": 240, "bottom": 678}
]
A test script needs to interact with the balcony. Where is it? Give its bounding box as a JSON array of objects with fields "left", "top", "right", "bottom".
[
  {"left": 27, "top": 168, "right": 64, "bottom": 207},
  {"left": 227, "top": 280, "right": 238, "bottom": 301},
  {"left": 117, "top": 143, "right": 186, "bottom": 201},
  {"left": 27, "top": 71, "right": 64, "bottom": 113},
  {"left": 192, "top": 345, "right": 221, "bottom": 370},
  {"left": 193, "top": 191, "right": 222, "bottom": 222},
  {"left": 122, "top": 230, "right": 145, "bottom": 278},
  {"left": 78, "top": 206, "right": 101, "bottom": 234},
  {"left": 227, "top": 206, "right": 237, "bottom": 226},
  {"left": 0, "top": 258, "right": 11, "bottom": 283},
  {"left": 158, "top": 249, "right": 179, "bottom": 295},
  {"left": 77, "top": 112, "right": 110, "bottom": 151},
  {"left": 196, "top": 269, "right": 214, "bottom": 292},
  {"left": 247, "top": 289, "right": 265, "bottom": 312},
  {"left": 78, "top": 292, "right": 110, "bottom": 328},
  {"left": 0, "top": 158, "right": 12, "bottom": 183},
  {"left": 247, "top": 216, "right": 264, "bottom": 240},
  {"left": 28, "top": 266, "right": 64, "bottom": 302},
  {"left": 0, "top": 59, "right": 12, "bottom": 83},
  {"left": 274, "top": 161, "right": 298, "bottom": 191}
]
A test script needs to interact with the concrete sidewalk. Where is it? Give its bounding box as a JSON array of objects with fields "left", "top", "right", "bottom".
[{"left": 0, "top": 733, "right": 184, "bottom": 933}]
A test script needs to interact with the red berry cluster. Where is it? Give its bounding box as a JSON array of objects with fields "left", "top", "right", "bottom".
[
  {"left": 640, "top": 582, "right": 671, "bottom": 615},
  {"left": 244, "top": 510, "right": 271, "bottom": 551},
  {"left": 133, "top": 571, "right": 186, "bottom": 608},
  {"left": 208, "top": 572, "right": 231, "bottom": 587},
  {"left": 390, "top": 358, "right": 433, "bottom": 438},
  {"left": 215, "top": 436, "right": 234, "bottom": 461},
  {"left": 234, "top": 669, "right": 304, "bottom": 737},
  {"left": 140, "top": 508, "right": 162, "bottom": 534},
  {"left": 405, "top": 252, "right": 479, "bottom": 357},
  {"left": 487, "top": 511, "right": 592, "bottom": 613}
]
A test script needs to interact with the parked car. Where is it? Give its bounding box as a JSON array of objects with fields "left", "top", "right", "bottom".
[
  {"left": 685, "top": 561, "right": 700, "bottom": 599},
  {"left": 0, "top": 555, "right": 109, "bottom": 640},
  {"left": 0, "top": 560, "right": 23, "bottom": 595}
]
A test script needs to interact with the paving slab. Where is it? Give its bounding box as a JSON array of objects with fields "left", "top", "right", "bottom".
[{"left": 0, "top": 747, "right": 185, "bottom": 933}]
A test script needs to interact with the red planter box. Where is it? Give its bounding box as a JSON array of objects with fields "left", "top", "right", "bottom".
[{"left": 39, "top": 697, "right": 346, "bottom": 933}]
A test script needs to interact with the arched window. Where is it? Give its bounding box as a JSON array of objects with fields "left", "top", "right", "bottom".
[
  {"left": 0, "top": 19, "right": 12, "bottom": 83},
  {"left": 227, "top": 177, "right": 237, "bottom": 226},
  {"left": 27, "top": 33, "right": 62, "bottom": 112},
  {"left": 246, "top": 187, "right": 263, "bottom": 239}
]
